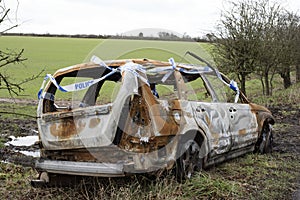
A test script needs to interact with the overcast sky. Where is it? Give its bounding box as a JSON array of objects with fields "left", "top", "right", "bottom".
[{"left": 3, "top": 0, "right": 300, "bottom": 37}]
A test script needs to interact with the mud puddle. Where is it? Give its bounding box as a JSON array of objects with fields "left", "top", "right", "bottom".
[
  {"left": 0, "top": 119, "right": 39, "bottom": 167},
  {"left": 6, "top": 135, "right": 39, "bottom": 147},
  {"left": 5, "top": 135, "right": 40, "bottom": 158}
]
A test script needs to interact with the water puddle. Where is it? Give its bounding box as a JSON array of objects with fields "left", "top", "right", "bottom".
[
  {"left": 6, "top": 135, "right": 39, "bottom": 147},
  {"left": 5, "top": 135, "right": 40, "bottom": 157},
  {"left": 18, "top": 150, "right": 40, "bottom": 157}
]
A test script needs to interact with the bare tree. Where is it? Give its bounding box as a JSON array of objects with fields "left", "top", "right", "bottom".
[
  {"left": 293, "top": 18, "right": 300, "bottom": 83},
  {"left": 211, "top": 0, "right": 263, "bottom": 96},
  {"left": 211, "top": 0, "right": 298, "bottom": 96},
  {"left": 253, "top": 0, "right": 283, "bottom": 96},
  {"left": 275, "top": 12, "right": 300, "bottom": 89},
  {"left": 0, "top": 0, "right": 41, "bottom": 97},
  {"left": 297, "top": 65, "right": 300, "bottom": 83}
]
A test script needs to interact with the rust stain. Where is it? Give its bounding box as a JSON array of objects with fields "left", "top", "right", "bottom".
[
  {"left": 43, "top": 99, "right": 52, "bottom": 113},
  {"left": 89, "top": 117, "right": 101, "bottom": 128},
  {"left": 44, "top": 147, "right": 129, "bottom": 163},
  {"left": 118, "top": 75, "right": 183, "bottom": 152},
  {"left": 76, "top": 119, "right": 86, "bottom": 133},
  {"left": 205, "top": 115, "right": 211, "bottom": 127},
  {"left": 119, "top": 130, "right": 171, "bottom": 153},
  {"left": 50, "top": 118, "right": 86, "bottom": 138},
  {"left": 211, "top": 132, "right": 220, "bottom": 146},
  {"left": 171, "top": 100, "right": 181, "bottom": 110},
  {"left": 249, "top": 103, "right": 272, "bottom": 113},
  {"left": 249, "top": 103, "right": 275, "bottom": 133},
  {"left": 239, "top": 129, "right": 247, "bottom": 135},
  {"left": 129, "top": 94, "right": 151, "bottom": 126},
  {"left": 139, "top": 80, "right": 181, "bottom": 136}
]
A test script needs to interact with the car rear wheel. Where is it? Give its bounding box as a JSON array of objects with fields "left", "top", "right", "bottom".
[{"left": 175, "top": 139, "right": 202, "bottom": 181}]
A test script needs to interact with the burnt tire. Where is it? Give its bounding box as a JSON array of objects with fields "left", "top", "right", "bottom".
[
  {"left": 255, "top": 123, "right": 273, "bottom": 154},
  {"left": 175, "top": 139, "right": 202, "bottom": 182}
]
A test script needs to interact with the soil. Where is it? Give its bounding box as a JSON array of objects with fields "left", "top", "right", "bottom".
[
  {"left": 0, "top": 118, "right": 39, "bottom": 167},
  {"left": 270, "top": 106, "right": 300, "bottom": 200},
  {"left": 0, "top": 104, "right": 299, "bottom": 198}
]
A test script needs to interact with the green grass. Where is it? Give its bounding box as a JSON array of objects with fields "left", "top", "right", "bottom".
[
  {"left": 0, "top": 36, "right": 101, "bottom": 99},
  {"left": 182, "top": 172, "right": 242, "bottom": 199},
  {"left": 0, "top": 102, "right": 37, "bottom": 119},
  {"left": 1, "top": 151, "right": 298, "bottom": 199},
  {"left": 84, "top": 39, "right": 212, "bottom": 63},
  {"left": 221, "top": 153, "right": 300, "bottom": 199},
  {"left": 0, "top": 137, "right": 5, "bottom": 148},
  {"left": 0, "top": 36, "right": 212, "bottom": 100},
  {"left": 251, "top": 82, "right": 300, "bottom": 107}
]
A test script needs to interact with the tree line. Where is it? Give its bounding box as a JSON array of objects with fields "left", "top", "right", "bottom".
[
  {"left": 3, "top": 32, "right": 209, "bottom": 43},
  {"left": 210, "top": 0, "right": 300, "bottom": 96}
]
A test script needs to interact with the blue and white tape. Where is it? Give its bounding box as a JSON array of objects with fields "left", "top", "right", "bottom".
[
  {"left": 162, "top": 57, "right": 240, "bottom": 103},
  {"left": 161, "top": 57, "right": 176, "bottom": 83},
  {"left": 119, "top": 62, "right": 149, "bottom": 86},
  {"left": 38, "top": 56, "right": 240, "bottom": 103},
  {"left": 37, "top": 57, "right": 149, "bottom": 100}
]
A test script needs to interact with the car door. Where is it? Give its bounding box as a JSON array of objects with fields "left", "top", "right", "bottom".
[
  {"left": 183, "top": 72, "right": 233, "bottom": 157},
  {"left": 201, "top": 72, "right": 258, "bottom": 151},
  {"left": 227, "top": 103, "right": 258, "bottom": 150},
  {"left": 192, "top": 102, "right": 232, "bottom": 157}
]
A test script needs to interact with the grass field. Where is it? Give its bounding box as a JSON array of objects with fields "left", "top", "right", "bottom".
[
  {"left": 0, "top": 36, "right": 101, "bottom": 99},
  {"left": 0, "top": 36, "right": 211, "bottom": 100}
]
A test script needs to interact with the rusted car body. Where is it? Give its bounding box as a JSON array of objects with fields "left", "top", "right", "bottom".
[{"left": 33, "top": 53, "right": 274, "bottom": 184}]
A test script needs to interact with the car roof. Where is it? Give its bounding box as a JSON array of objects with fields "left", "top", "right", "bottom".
[{"left": 53, "top": 58, "right": 213, "bottom": 79}]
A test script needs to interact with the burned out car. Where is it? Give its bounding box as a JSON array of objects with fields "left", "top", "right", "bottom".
[{"left": 33, "top": 52, "right": 274, "bottom": 184}]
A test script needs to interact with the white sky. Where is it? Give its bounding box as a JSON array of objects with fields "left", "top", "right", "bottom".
[{"left": 3, "top": 0, "right": 300, "bottom": 37}]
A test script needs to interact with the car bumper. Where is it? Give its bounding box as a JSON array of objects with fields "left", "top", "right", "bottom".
[{"left": 35, "top": 159, "right": 128, "bottom": 177}]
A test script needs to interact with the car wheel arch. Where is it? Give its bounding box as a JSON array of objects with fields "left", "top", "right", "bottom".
[
  {"left": 174, "top": 129, "right": 208, "bottom": 181},
  {"left": 256, "top": 112, "right": 275, "bottom": 132},
  {"left": 179, "top": 129, "right": 207, "bottom": 148},
  {"left": 255, "top": 118, "right": 274, "bottom": 154},
  {"left": 176, "top": 130, "right": 208, "bottom": 161}
]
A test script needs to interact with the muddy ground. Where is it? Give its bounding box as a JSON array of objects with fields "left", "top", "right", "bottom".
[{"left": 0, "top": 105, "right": 299, "bottom": 198}]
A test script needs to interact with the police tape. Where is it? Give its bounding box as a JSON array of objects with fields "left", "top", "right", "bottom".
[
  {"left": 161, "top": 57, "right": 240, "bottom": 103},
  {"left": 37, "top": 60, "right": 149, "bottom": 100},
  {"left": 38, "top": 56, "right": 240, "bottom": 103},
  {"left": 161, "top": 58, "right": 176, "bottom": 83}
]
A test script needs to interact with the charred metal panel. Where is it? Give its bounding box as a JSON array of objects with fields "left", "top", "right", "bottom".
[
  {"left": 38, "top": 105, "right": 113, "bottom": 150},
  {"left": 191, "top": 102, "right": 231, "bottom": 156},
  {"left": 118, "top": 77, "right": 181, "bottom": 154},
  {"left": 249, "top": 103, "right": 275, "bottom": 131},
  {"left": 227, "top": 103, "right": 258, "bottom": 150},
  {"left": 42, "top": 146, "right": 130, "bottom": 163},
  {"left": 38, "top": 70, "right": 140, "bottom": 150},
  {"left": 35, "top": 160, "right": 125, "bottom": 177}
]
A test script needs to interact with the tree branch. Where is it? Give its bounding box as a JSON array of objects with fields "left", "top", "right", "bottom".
[
  {"left": 0, "top": 49, "right": 27, "bottom": 68},
  {"left": 0, "top": 23, "right": 18, "bottom": 34},
  {"left": 0, "top": 8, "right": 9, "bottom": 24}
]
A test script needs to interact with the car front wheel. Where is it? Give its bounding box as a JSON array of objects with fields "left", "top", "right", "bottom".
[{"left": 255, "top": 122, "right": 273, "bottom": 154}]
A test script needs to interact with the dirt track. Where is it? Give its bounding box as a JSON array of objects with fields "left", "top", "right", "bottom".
[
  {"left": 270, "top": 106, "right": 300, "bottom": 200},
  {"left": 271, "top": 106, "right": 300, "bottom": 154}
]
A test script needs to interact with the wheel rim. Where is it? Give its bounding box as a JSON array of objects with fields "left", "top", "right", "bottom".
[
  {"left": 180, "top": 141, "right": 200, "bottom": 179},
  {"left": 259, "top": 123, "right": 273, "bottom": 153}
]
